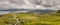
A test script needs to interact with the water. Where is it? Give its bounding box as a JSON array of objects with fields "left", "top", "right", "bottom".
[
  {"left": 0, "top": 11, "right": 10, "bottom": 15},
  {"left": 0, "top": 9, "right": 35, "bottom": 15},
  {"left": 0, "top": 11, "right": 29, "bottom": 15}
]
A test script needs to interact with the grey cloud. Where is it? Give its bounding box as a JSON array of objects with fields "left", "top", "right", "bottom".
[{"left": 0, "top": 0, "right": 60, "bottom": 9}]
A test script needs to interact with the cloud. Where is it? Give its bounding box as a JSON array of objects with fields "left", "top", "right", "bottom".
[{"left": 0, "top": 0, "right": 60, "bottom": 10}]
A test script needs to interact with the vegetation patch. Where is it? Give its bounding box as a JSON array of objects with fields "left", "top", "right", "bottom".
[{"left": 0, "top": 12, "right": 60, "bottom": 25}]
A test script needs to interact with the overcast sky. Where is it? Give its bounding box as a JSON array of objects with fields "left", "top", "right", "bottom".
[
  {"left": 0, "top": 0, "right": 60, "bottom": 15},
  {"left": 0, "top": 0, "right": 60, "bottom": 10}
]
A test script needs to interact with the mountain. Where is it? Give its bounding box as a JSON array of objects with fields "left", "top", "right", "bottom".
[
  {"left": 0, "top": 9, "right": 56, "bottom": 15},
  {"left": 28, "top": 9, "right": 55, "bottom": 14}
]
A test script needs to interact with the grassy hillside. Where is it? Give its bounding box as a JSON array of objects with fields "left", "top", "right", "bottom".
[{"left": 0, "top": 12, "right": 60, "bottom": 25}]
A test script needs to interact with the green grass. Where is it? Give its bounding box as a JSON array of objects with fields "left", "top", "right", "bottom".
[{"left": 0, "top": 12, "right": 60, "bottom": 25}]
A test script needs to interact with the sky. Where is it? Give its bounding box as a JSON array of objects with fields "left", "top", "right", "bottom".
[
  {"left": 0, "top": 0, "right": 60, "bottom": 10},
  {"left": 0, "top": 0, "right": 60, "bottom": 15}
]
